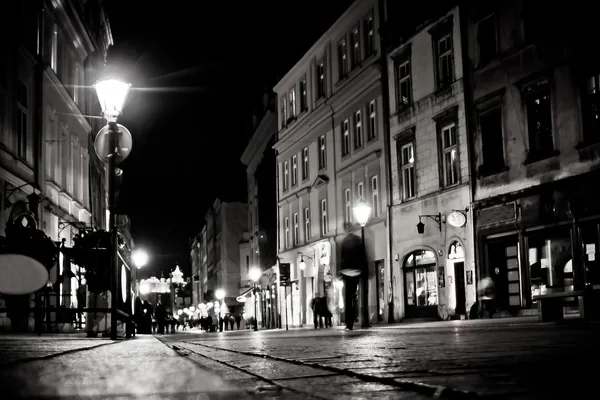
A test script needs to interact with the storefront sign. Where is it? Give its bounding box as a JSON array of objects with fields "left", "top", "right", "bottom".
[
  {"left": 438, "top": 267, "right": 445, "bottom": 288},
  {"left": 279, "top": 263, "right": 291, "bottom": 286},
  {"left": 447, "top": 211, "right": 467, "bottom": 228}
]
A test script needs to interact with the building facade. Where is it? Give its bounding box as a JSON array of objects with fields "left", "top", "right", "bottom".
[
  {"left": 385, "top": 5, "right": 477, "bottom": 320},
  {"left": 466, "top": 1, "right": 600, "bottom": 316},
  {"left": 274, "top": 0, "right": 389, "bottom": 327},
  {"left": 0, "top": 0, "right": 113, "bottom": 332},
  {"left": 191, "top": 199, "right": 248, "bottom": 314},
  {"left": 190, "top": 225, "right": 207, "bottom": 306},
  {"left": 240, "top": 90, "right": 278, "bottom": 324}
]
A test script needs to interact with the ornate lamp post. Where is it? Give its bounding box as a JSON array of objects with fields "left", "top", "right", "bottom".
[
  {"left": 353, "top": 201, "right": 372, "bottom": 329},
  {"left": 94, "top": 78, "right": 131, "bottom": 340},
  {"left": 248, "top": 267, "right": 262, "bottom": 331}
]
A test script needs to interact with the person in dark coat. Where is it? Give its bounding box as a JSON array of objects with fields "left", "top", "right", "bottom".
[
  {"left": 142, "top": 300, "right": 153, "bottom": 334},
  {"left": 320, "top": 296, "right": 333, "bottom": 328},
  {"left": 311, "top": 297, "right": 324, "bottom": 328},
  {"left": 235, "top": 314, "right": 241, "bottom": 330},
  {"left": 155, "top": 301, "right": 166, "bottom": 334}
]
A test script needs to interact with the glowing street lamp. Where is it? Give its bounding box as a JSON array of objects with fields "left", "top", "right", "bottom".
[
  {"left": 94, "top": 77, "right": 131, "bottom": 341},
  {"left": 132, "top": 249, "right": 149, "bottom": 269},
  {"left": 248, "top": 267, "right": 262, "bottom": 332},
  {"left": 352, "top": 201, "right": 372, "bottom": 329},
  {"left": 215, "top": 288, "right": 225, "bottom": 300}
]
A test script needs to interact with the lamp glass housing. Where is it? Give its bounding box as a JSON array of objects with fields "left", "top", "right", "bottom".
[
  {"left": 353, "top": 202, "right": 372, "bottom": 226},
  {"left": 299, "top": 258, "right": 306, "bottom": 270},
  {"left": 249, "top": 266, "right": 261, "bottom": 282},
  {"left": 132, "top": 249, "right": 149, "bottom": 269},
  {"left": 94, "top": 79, "right": 131, "bottom": 122},
  {"left": 215, "top": 288, "right": 225, "bottom": 300}
]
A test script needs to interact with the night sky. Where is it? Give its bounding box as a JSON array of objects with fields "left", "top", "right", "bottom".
[{"left": 105, "top": 0, "right": 354, "bottom": 278}]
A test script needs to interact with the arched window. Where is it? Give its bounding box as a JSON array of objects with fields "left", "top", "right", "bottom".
[
  {"left": 448, "top": 241, "right": 464, "bottom": 260},
  {"left": 403, "top": 250, "right": 438, "bottom": 317}
]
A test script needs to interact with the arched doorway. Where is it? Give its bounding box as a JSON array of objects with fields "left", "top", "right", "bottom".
[
  {"left": 403, "top": 249, "right": 438, "bottom": 318},
  {"left": 448, "top": 241, "right": 466, "bottom": 315}
]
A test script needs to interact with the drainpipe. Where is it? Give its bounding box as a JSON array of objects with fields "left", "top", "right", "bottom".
[
  {"left": 377, "top": 0, "right": 395, "bottom": 323},
  {"left": 458, "top": 3, "right": 478, "bottom": 313},
  {"left": 34, "top": 1, "right": 45, "bottom": 203},
  {"left": 274, "top": 142, "right": 280, "bottom": 329}
]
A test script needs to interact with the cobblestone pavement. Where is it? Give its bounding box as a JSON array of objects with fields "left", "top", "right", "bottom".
[
  {"left": 159, "top": 319, "right": 600, "bottom": 399},
  {"left": 0, "top": 335, "right": 249, "bottom": 399},
  {"left": 0, "top": 334, "right": 114, "bottom": 366}
]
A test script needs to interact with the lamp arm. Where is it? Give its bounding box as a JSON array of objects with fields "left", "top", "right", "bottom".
[{"left": 419, "top": 213, "right": 443, "bottom": 232}]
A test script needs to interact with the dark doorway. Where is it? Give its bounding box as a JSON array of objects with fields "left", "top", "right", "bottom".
[
  {"left": 454, "top": 261, "right": 466, "bottom": 315},
  {"left": 486, "top": 238, "right": 520, "bottom": 311}
]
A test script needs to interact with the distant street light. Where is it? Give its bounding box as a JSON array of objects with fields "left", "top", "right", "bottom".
[
  {"left": 132, "top": 249, "right": 149, "bottom": 269},
  {"left": 215, "top": 288, "right": 225, "bottom": 300},
  {"left": 353, "top": 201, "right": 372, "bottom": 329},
  {"left": 249, "top": 267, "right": 262, "bottom": 332},
  {"left": 94, "top": 77, "right": 131, "bottom": 341}
]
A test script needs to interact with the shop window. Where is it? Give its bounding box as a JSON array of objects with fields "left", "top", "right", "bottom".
[
  {"left": 580, "top": 223, "right": 600, "bottom": 287},
  {"left": 527, "top": 229, "right": 572, "bottom": 301},
  {"left": 403, "top": 250, "right": 438, "bottom": 308}
]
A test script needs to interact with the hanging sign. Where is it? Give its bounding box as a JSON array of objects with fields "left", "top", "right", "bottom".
[{"left": 447, "top": 211, "right": 467, "bottom": 228}]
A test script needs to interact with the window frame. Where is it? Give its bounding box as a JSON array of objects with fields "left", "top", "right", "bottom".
[
  {"left": 371, "top": 175, "right": 379, "bottom": 217},
  {"left": 302, "top": 147, "right": 309, "bottom": 180}
]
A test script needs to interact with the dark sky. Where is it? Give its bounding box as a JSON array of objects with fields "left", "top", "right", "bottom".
[{"left": 105, "top": 0, "right": 354, "bottom": 278}]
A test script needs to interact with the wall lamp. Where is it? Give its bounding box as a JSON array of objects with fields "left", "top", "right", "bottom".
[{"left": 417, "top": 213, "right": 442, "bottom": 234}]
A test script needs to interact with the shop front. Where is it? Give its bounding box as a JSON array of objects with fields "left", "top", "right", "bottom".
[
  {"left": 474, "top": 171, "right": 600, "bottom": 316},
  {"left": 403, "top": 249, "right": 439, "bottom": 318}
]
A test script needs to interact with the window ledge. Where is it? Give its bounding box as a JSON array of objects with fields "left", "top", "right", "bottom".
[
  {"left": 576, "top": 141, "right": 600, "bottom": 162},
  {"left": 477, "top": 165, "right": 508, "bottom": 179},
  {"left": 523, "top": 150, "right": 559, "bottom": 166}
]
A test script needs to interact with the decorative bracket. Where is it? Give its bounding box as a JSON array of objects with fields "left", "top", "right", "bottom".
[{"left": 418, "top": 213, "right": 442, "bottom": 232}]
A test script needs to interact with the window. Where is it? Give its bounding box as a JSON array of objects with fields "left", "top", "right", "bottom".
[
  {"left": 283, "top": 161, "right": 289, "bottom": 190},
  {"left": 396, "top": 59, "right": 412, "bottom": 109},
  {"left": 353, "top": 110, "right": 363, "bottom": 149},
  {"left": 441, "top": 123, "right": 459, "bottom": 186},
  {"left": 73, "top": 63, "right": 81, "bottom": 105},
  {"left": 302, "top": 147, "right": 309, "bottom": 180},
  {"left": 479, "top": 108, "right": 505, "bottom": 174},
  {"left": 317, "top": 61, "right": 325, "bottom": 98},
  {"left": 51, "top": 24, "right": 58, "bottom": 72},
  {"left": 365, "top": 14, "right": 374, "bottom": 56},
  {"left": 320, "top": 199, "right": 328, "bottom": 236},
  {"left": 304, "top": 207, "right": 310, "bottom": 242},
  {"left": 400, "top": 142, "right": 415, "bottom": 199},
  {"left": 341, "top": 120, "right": 350, "bottom": 156},
  {"left": 524, "top": 79, "right": 554, "bottom": 159},
  {"left": 344, "top": 188, "right": 351, "bottom": 224},
  {"left": 368, "top": 100, "right": 377, "bottom": 141},
  {"left": 300, "top": 77, "right": 308, "bottom": 112},
  {"left": 371, "top": 175, "right": 379, "bottom": 217},
  {"left": 582, "top": 73, "right": 600, "bottom": 143},
  {"left": 318, "top": 135, "right": 326, "bottom": 169},
  {"left": 246, "top": 255, "right": 250, "bottom": 274},
  {"left": 338, "top": 38, "right": 348, "bottom": 78},
  {"left": 293, "top": 213, "right": 299, "bottom": 246},
  {"left": 16, "top": 79, "right": 28, "bottom": 159},
  {"left": 477, "top": 15, "right": 497, "bottom": 66},
  {"left": 291, "top": 155, "right": 298, "bottom": 186},
  {"left": 281, "top": 97, "right": 287, "bottom": 127},
  {"left": 351, "top": 26, "right": 360, "bottom": 69},
  {"left": 289, "top": 88, "right": 296, "bottom": 119},
  {"left": 357, "top": 182, "right": 364, "bottom": 200},
  {"left": 432, "top": 23, "right": 454, "bottom": 89},
  {"left": 284, "top": 217, "right": 290, "bottom": 248}
]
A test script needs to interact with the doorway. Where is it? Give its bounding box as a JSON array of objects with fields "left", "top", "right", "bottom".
[
  {"left": 454, "top": 261, "right": 466, "bottom": 315},
  {"left": 403, "top": 250, "right": 438, "bottom": 319}
]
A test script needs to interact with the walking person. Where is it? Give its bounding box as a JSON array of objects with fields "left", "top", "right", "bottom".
[{"left": 235, "top": 314, "right": 241, "bottom": 330}]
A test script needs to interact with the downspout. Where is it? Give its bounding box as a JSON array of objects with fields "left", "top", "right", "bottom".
[
  {"left": 326, "top": 101, "right": 336, "bottom": 300},
  {"left": 377, "top": 0, "right": 395, "bottom": 323},
  {"left": 458, "top": 3, "right": 479, "bottom": 311},
  {"left": 34, "top": 1, "right": 45, "bottom": 203},
  {"left": 274, "top": 140, "right": 280, "bottom": 329}
]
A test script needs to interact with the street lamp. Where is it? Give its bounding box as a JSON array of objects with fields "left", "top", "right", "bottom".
[
  {"left": 132, "top": 249, "right": 148, "bottom": 269},
  {"left": 353, "top": 201, "right": 372, "bottom": 329},
  {"left": 94, "top": 77, "right": 131, "bottom": 340},
  {"left": 249, "top": 266, "right": 262, "bottom": 332}
]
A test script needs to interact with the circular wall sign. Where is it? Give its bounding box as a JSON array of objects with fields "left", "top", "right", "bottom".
[
  {"left": 447, "top": 211, "right": 467, "bottom": 228},
  {"left": 0, "top": 254, "right": 49, "bottom": 295}
]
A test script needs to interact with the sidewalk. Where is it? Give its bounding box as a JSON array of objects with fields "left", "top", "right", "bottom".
[{"left": 0, "top": 334, "right": 250, "bottom": 399}]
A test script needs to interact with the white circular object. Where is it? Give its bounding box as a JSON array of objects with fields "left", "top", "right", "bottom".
[
  {"left": 0, "top": 254, "right": 49, "bottom": 295},
  {"left": 121, "top": 265, "right": 127, "bottom": 302},
  {"left": 447, "top": 211, "right": 467, "bottom": 228},
  {"left": 94, "top": 123, "right": 133, "bottom": 164}
]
